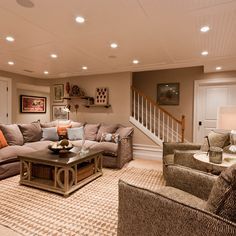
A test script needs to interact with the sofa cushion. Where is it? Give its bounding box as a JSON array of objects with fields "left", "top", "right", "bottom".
[
  {"left": 96, "top": 124, "right": 118, "bottom": 141},
  {"left": 100, "top": 133, "right": 119, "bottom": 143},
  {"left": 84, "top": 124, "right": 100, "bottom": 141},
  {"left": 0, "top": 124, "right": 24, "bottom": 146},
  {"left": 24, "top": 141, "right": 52, "bottom": 151},
  {"left": 42, "top": 127, "right": 59, "bottom": 141},
  {"left": 18, "top": 122, "right": 42, "bottom": 143},
  {"left": 71, "top": 121, "right": 84, "bottom": 128},
  {"left": 205, "top": 164, "right": 236, "bottom": 223},
  {"left": 71, "top": 140, "right": 97, "bottom": 149},
  {"left": 40, "top": 121, "right": 57, "bottom": 128},
  {"left": 67, "top": 127, "right": 84, "bottom": 140},
  {"left": 201, "top": 130, "right": 230, "bottom": 152},
  {"left": 0, "top": 130, "right": 8, "bottom": 149},
  {"left": 115, "top": 126, "right": 133, "bottom": 139},
  {"left": 91, "top": 142, "right": 118, "bottom": 156}
]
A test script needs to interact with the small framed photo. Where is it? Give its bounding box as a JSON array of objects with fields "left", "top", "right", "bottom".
[
  {"left": 20, "top": 95, "right": 46, "bottom": 113},
  {"left": 52, "top": 105, "right": 68, "bottom": 120},
  {"left": 53, "top": 84, "right": 64, "bottom": 103},
  {"left": 157, "top": 83, "right": 180, "bottom": 105}
]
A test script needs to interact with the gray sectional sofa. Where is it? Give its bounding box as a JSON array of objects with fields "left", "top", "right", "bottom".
[{"left": 0, "top": 120, "right": 134, "bottom": 180}]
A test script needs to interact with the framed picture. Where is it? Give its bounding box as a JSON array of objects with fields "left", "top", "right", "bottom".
[
  {"left": 20, "top": 95, "right": 46, "bottom": 113},
  {"left": 52, "top": 105, "right": 69, "bottom": 120},
  {"left": 53, "top": 84, "right": 64, "bottom": 103},
  {"left": 157, "top": 83, "right": 180, "bottom": 105}
]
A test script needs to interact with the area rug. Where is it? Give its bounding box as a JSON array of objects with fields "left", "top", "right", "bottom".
[{"left": 0, "top": 167, "right": 165, "bottom": 236}]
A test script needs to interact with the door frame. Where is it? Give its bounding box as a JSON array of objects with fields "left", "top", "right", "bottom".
[
  {"left": 0, "top": 77, "right": 12, "bottom": 124},
  {"left": 193, "top": 77, "right": 236, "bottom": 143}
]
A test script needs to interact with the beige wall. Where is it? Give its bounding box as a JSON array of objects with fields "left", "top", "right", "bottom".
[
  {"left": 49, "top": 72, "right": 132, "bottom": 125},
  {"left": 133, "top": 67, "right": 236, "bottom": 141},
  {"left": 0, "top": 70, "right": 51, "bottom": 124}
]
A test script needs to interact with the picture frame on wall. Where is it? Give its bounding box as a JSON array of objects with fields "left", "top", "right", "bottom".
[
  {"left": 53, "top": 84, "right": 64, "bottom": 103},
  {"left": 157, "top": 83, "right": 180, "bottom": 105},
  {"left": 52, "top": 105, "right": 69, "bottom": 120},
  {"left": 20, "top": 95, "right": 46, "bottom": 113}
]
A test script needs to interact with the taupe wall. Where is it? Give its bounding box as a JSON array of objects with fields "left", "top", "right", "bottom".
[
  {"left": 0, "top": 70, "right": 51, "bottom": 124},
  {"left": 49, "top": 72, "right": 132, "bottom": 126},
  {"left": 133, "top": 67, "right": 236, "bottom": 141}
]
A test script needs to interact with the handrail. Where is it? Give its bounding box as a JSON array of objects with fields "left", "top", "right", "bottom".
[{"left": 131, "top": 86, "right": 185, "bottom": 142}]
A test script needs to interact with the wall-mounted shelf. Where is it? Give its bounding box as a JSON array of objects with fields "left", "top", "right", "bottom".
[
  {"left": 84, "top": 104, "right": 111, "bottom": 108},
  {"left": 63, "top": 96, "right": 93, "bottom": 101}
]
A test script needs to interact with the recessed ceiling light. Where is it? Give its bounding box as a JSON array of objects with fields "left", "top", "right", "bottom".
[
  {"left": 200, "top": 26, "right": 210, "bottom": 33},
  {"left": 132, "top": 59, "right": 139, "bottom": 64},
  {"left": 110, "top": 43, "right": 118, "bottom": 48},
  {"left": 216, "top": 66, "right": 222, "bottom": 71},
  {"left": 201, "top": 51, "right": 208, "bottom": 56},
  {"left": 82, "top": 66, "right": 88, "bottom": 70},
  {"left": 8, "top": 61, "right": 14, "bottom": 65},
  {"left": 6, "top": 36, "right": 15, "bottom": 42},
  {"left": 50, "top": 54, "right": 58, "bottom": 58},
  {"left": 75, "top": 16, "right": 85, "bottom": 23},
  {"left": 44, "top": 71, "right": 49, "bottom": 75}
]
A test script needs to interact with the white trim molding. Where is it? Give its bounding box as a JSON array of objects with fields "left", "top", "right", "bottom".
[
  {"left": 193, "top": 77, "right": 236, "bottom": 142},
  {"left": 133, "top": 143, "right": 162, "bottom": 160}
]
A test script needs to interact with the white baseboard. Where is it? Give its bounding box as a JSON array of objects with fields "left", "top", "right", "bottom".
[{"left": 133, "top": 144, "right": 163, "bottom": 160}]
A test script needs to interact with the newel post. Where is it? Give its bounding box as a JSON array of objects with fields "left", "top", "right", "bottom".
[{"left": 181, "top": 115, "right": 185, "bottom": 142}]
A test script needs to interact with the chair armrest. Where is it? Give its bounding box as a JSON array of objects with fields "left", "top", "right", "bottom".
[
  {"left": 163, "top": 142, "right": 201, "bottom": 157},
  {"left": 165, "top": 165, "right": 217, "bottom": 200},
  {"left": 117, "top": 135, "right": 133, "bottom": 168},
  {"left": 118, "top": 180, "right": 236, "bottom": 236}
]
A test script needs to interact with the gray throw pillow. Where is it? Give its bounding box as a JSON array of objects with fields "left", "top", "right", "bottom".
[
  {"left": 201, "top": 130, "right": 230, "bottom": 152},
  {"left": 115, "top": 126, "right": 134, "bottom": 139},
  {"left": 42, "top": 127, "right": 59, "bottom": 141},
  {"left": 205, "top": 164, "right": 236, "bottom": 223},
  {"left": 18, "top": 122, "right": 42, "bottom": 143},
  {"left": 0, "top": 124, "right": 24, "bottom": 146},
  {"left": 84, "top": 124, "right": 100, "bottom": 141},
  {"left": 67, "top": 127, "right": 84, "bottom": 140},
  {"left": 96, "top": 124, "right": 118, "bottom": 141}
]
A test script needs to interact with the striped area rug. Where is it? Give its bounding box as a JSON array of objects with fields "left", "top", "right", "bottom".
[{"left": 0, "top": 167, "right": 165, "bottom": 236}]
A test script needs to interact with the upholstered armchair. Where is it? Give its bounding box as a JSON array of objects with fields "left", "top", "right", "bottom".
[{"left": 118, "top": 164, "right": 236, "bottom": 236}]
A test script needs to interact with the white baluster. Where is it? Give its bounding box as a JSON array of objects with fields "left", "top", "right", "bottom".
[
  {"left": 176, "top": 123, "right": 179, "bottom": 142},
  {"left": 171, "top": 119, "right": 174, "bottom": 142},
  {"left": 163, "top": 112, "right": 165, "bottom": 141},
  {"left": 158, "top": 109, "right": 160, "bottom": 139},
  {"left": 150, "top": 102, "right": 152, "bottom": 132},
  {"left": 146, "top": 99, "right": 148, "bottom": 128},
  {"left": 133, "top": 90, "right": 136, "bottom": 119},
  {"left": 167, "top": 116, "right": 169, "bottom": 142}
]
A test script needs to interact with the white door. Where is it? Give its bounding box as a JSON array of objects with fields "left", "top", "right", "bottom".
[
  {"left": 195, "top": 84, "right": 236, "bottom": 143},
  {"left": 0, "top": 79, "right": 10, "bottom": 124}
]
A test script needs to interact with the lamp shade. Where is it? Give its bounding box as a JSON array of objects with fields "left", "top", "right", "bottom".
[{"left": 217, "top": 106, "right": 236, "bottom": 130}]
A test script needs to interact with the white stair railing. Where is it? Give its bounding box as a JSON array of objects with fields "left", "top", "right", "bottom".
[{"left": 131, "top": 86, "right": 185, "bottom": 144}]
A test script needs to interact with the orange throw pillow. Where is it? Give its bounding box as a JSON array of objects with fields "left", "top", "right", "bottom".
[
  {"left": 57, "top": 124, "right": 72, "bottom": 136},
  {"left": 0, "top": 130, "right": 8, "bottom": 149}
]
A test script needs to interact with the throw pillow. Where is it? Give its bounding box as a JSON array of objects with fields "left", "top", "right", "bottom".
[
  {"left": 71, "top": 121, "right": 85, "bottom": 128},
  {"left": 96, "top": 124, "right": 118, "bottom": 141},
  {"left": 40, "top": 121, "right": 57, "bottom": 128},
  {"left": 115, "top": 126, "right": 134, "bottom": 139},
  {"left": 67, "top": 127, "right": 84, "bottom": 140},
  {"left": 84, "top": 123, "right": 100, "bottom": 141},
  {"left": 205, "top": 164, "right": 236, "bottom": 223},
  {"left": 57, "top": 124, "right": 72, "bottom": 137},
  {"left": 0, "top": 130, "right": 8, "bottom": 149},
  {"left": 18, "top": 122, "right": 42, "bottom": 143},
  {"left": 201, "top": 130, "right": 230, "bottom": 152},
  {"left": 0, "top": 124, "right": 24, "bottom": 146},
  {"left": 100, "top": 133, "right": 119, "bottom": 143},
  {"left": 42, "top": 127, "right": 59, "bottom": 141}
]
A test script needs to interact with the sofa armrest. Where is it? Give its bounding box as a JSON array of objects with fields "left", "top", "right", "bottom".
[
  {"left": 117, "top": 135, "right": 133, "bottom": 169},
  {"left": 163, "top": 142, "right": 201, "bottom": 157},
  {"left": 118, "top": 180, "right": 236, "bottom": 236},
  {"left": 166, "top": 165, "right": 217, "bottom": 200}
]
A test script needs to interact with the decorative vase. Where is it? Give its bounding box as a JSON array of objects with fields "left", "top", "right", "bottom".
[{"left": 209, "top": 147, "right": 223, "bottom": 164}]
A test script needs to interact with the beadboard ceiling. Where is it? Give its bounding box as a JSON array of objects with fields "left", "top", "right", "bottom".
[{"left": 0, "top": 0, "right": 236, "bottom": 78}]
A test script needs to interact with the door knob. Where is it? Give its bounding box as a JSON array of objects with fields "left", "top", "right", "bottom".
[{"left": 199, "top": 121, "right": 202, "bottom": 126}]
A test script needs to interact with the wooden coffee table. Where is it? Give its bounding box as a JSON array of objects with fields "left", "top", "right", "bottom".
[{"left": 18, "top": 149, "right": 103, "bottom": 197}]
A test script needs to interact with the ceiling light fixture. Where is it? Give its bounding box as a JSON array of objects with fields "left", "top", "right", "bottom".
[
  {"left": 110, "top": 43, "right": 118, "bottom": 48},
  {"left": 44, "top": 71, "right": 49, "bottom": 75},
  {"left": 216, "top": 66, "right": 222, "bottom": 71},
  {"left": 201, "top": 51, "right": 208, "bottom": 56},
  {"left": 50, "top": 54, "right": 58, "bottom": 58},
  {"left": 6, "top": 36, "right": 15, "bottom": 42},
  {"left": 82, "top": 66, "right": 88, "bottom": 70},
  {"left": 8, "top": 61, "right": 14, "bottom": 65},
  {"left": 75, "top": 16, "right": 85, "bottom": 23},
  {"left": 200, "top": 26, "right": 210, "bottom": 33},
  {"left": 132, "top": 59, "right": 139, "bottom": 64}
]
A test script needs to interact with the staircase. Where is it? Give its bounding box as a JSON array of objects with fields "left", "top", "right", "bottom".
[{"left": 130, "top": 86, "right": 185, "bottom": 146}]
